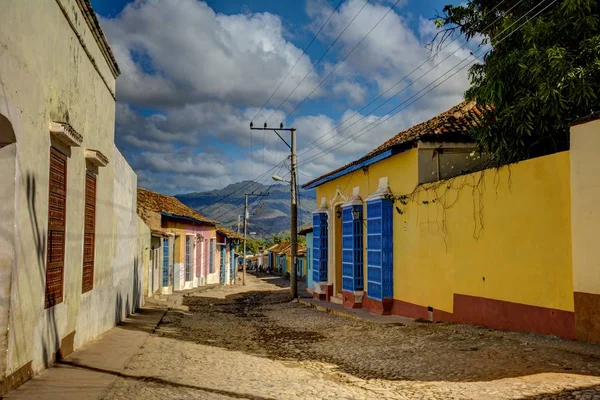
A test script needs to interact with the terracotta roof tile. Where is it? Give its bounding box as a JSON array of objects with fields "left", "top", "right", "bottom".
[
  {"left": 217, "top": 226, "right": 243, "bottom": 240},
  {"left": 137, "top": 188, "right": 217, "bottom": 229},
  {"left": 302, "top": 101, "right": 492, "bottom": 188}
]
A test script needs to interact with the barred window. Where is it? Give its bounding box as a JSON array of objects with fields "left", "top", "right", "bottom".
[
  {"left": 82, "top": 171, "right": 96, "bottom": 293},
  {"left": 46, "top": 148, "right": 67, "bottom": 307}
]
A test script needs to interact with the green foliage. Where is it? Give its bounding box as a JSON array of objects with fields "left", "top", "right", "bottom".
[
  {"left": 437, "top": 0, "right": 600, "bottom": 164},
  {"left": 245, "top": 238, "right": 265, "bottom": 254},
  {"left": 266, "top": 234, "right": 307, "bottom": 247}
]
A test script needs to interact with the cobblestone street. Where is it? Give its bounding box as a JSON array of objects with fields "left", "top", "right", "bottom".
[{"left": 102, "top": 276, "right": 600, "bottom": 399}]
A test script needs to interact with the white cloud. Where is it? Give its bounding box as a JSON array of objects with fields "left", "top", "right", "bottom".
[
  {"left": 306, "top": 0, "right": 471, "bottom": 100},
  {"left": 332, "top": 81, "right": 367, "bottom": 104},
  {"left": 101, "top": 0, "right": 321, "bottom": 108}
]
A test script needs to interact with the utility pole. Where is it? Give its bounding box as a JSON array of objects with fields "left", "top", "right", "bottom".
[
  {"left": 242, "top": 192, "right": 268, "bottom": 286},
  {"left": 290, "top": 128, "right": 298, "bottom": 300},
  {"left": 243, "top": 195, "right": 248, "bottom": 286},
  {"left": 250, "top": 122, "right": 298, "bottom": 299}
]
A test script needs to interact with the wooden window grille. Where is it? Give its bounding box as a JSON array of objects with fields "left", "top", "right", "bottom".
[
  {"left": 82, "top": 171, "right": 96, "bottom": 293},
  {"left": 46, "top": 148, "right": 67, "bottom": 308}
]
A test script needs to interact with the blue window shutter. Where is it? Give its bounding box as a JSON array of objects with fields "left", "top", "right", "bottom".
[
  {"left": 230, "top": 248, "right": 235, "bottom": 281},
  {"left": 342, "top": 205, "right": 364, "bottom": 292},
  {"left": 185, "top": 236, "right": 193, "bottom": 282},
  {"left": 209, "top": 239, "right": 215, "bottom": 273},
  {"left": 381, "top": 200, "right": 393, "bottom": 298},
  {"left": 163, "top": 237, "right": 169, "bottom": 287},
  {"left": 312, "top": 212, "right": 328, "bottom": 283},
  {"left": 366, "top": 199, "right": 393, "bottom": 301},
  {"left": 220, "top": 246, "right": 226, "bottom": 284}
]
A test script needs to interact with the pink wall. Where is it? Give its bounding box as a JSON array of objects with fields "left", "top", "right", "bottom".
[{"left": 178, "top": 223, "right": 215, "bottom": 280}]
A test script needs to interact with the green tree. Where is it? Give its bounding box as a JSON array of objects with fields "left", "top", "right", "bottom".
[{"left": 436, "top": 0, "right": 600, "bottom": 164}]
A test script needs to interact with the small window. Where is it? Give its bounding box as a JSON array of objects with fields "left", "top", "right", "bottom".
[
  {"left": 46, "top": 147, "right": 67, "bottom": 307},
  {"left": 185, "top": 235, "right": 193, "bottom": 282},
  {"left": 312, "top": 213, "right": 328, "bottom": 283},
  {"left": 82, "top": 171, "right": 96, "bottom": 293},
  {"left": 209, "top": 238, "right": 215, "bottom": 273},
  {"left": 163, "top": 237, "right": 170, "bottom": 287}
]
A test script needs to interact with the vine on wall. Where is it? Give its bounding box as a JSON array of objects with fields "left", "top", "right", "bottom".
[{"left": 382, "top": 165, "right": 508, "bottom": 250}]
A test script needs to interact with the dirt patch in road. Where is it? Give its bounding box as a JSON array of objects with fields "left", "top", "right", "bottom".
[{"left": 155, "top": 286, "right": 600, "bottom": 384}]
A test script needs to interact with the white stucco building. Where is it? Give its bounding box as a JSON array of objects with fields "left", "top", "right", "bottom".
[{"left": 0, "top": 0, "right": 144, "bottom": 394}]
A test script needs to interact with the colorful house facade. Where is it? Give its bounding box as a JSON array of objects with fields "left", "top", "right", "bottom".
[
  {"left": 303, "top": 101, "right": 600, "bottom": 342},
  {"left": 137, "top": 188, "right": 239, "bottom": 294}
]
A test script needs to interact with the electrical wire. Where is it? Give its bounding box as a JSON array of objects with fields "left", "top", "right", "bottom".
[
  {"left": 265, "top": 0, "right": 370, "bottom": 123},
  {"left": 299, "top": 0, "right": 553, "bottom": 168},
  {"left": 295, "top": 0, "right": 514, "bottom": 158},
  {"left": 251, "top": 0, "right": 346, "bottom": 122},
  {"left": 198, "top": 158, "right": 287, "bottom": 212},
  {"left": 282, "top": 0, "right": 405, "bottom": 124}
]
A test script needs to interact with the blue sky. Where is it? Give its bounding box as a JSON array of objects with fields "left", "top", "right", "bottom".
[{"left": 92, "top": 0, "right": 470, "bottom": 194}]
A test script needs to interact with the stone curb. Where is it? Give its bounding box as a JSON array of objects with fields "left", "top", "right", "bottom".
[{"left": 298, "top": 299, "right": 369, "bottom": 323}]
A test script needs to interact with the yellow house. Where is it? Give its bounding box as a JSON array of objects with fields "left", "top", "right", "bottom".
[{"left": 303, "top": 101, "right": 600, "bottom": 341}]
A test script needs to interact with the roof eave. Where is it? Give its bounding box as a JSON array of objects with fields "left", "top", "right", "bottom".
[
  {"left": 160, "top": 212, "right": 216, "bottom": 226},
  {"left": 302, "top": 145, "right": 410, "bottom": 190}
]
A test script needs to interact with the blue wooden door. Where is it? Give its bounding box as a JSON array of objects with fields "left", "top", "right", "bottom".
[
  {"left": 220, "top": 246, "right": 227, "bottom": 284},
  {"left": 162, "top": 238, "right": 169, "bottom": 287}
]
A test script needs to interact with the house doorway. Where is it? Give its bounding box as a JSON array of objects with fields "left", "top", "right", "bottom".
[{"left": 333, "top": 203, "right": 343, "bottom": 297}]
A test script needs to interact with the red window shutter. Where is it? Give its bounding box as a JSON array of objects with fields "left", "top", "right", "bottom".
[
  {"left": 82, "top": 171, "right": 96, "bottom": 293},
  {"left": 46, "top": 148, "right": 67, "bottom": 308}
]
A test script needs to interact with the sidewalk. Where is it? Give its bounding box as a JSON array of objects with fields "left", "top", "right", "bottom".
[
  {"left": 299, "top": 297, "right": 413, "bottom": 325},
  {"left": 6, "top": 302, "right": 167, "bottom": 400}
]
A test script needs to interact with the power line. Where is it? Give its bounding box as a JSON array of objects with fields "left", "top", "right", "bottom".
[
  {"left": 198, "top": 158, "right": 287, "bottom": 213},
  {"left": 283, "top": 0, "right": 404, "bottom": 124},
  {"left": 251, "top": 0, "right": 346, "bottom": 122},
  {"left": 210, "top": 163, "right": 290, "bottom": 222},
  {"left": 295, "top": 0, "right": 514, "bottom": 159},
  {"left": 299, "top": 0, "right": 551, "bottom": 168},
  {"left": 264, "top": 0, "right": 370, "bottom": 123}
]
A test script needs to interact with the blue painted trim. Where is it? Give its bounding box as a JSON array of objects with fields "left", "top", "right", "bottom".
[
  {"left": 160, "top": 212, "right": 215, "bottom": 226},
  {"left": 303, "top": 148, "right": 403, "bottom": 190}
]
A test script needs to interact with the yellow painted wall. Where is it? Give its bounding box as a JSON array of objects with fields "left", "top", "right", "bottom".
[
  {"left": 315, "top": 148, "right": 419, "bottom": 294},
  {"left": 316, "top": 149, "right": 573, "bottom": 313},
  {"left": 570, "top": 119, "right": 600, "bottom": 295},
  {"left": 396, "top": 151, "right": 573, "bottom": 312},
  {"left": 165, "top": 222, "right": 188, "bottom": 264},
  {"left": 316, "top": 148, "right": 419, "bottom": 203}
]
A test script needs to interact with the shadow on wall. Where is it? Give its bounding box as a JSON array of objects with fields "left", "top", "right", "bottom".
[
  {"left": 114, "top": 255, "right": 142, "bottom": 326},
  {"left": 133, "top": 255, "right": 141, "bottom": 312},
  {"left": 25, "top": 172, "right": 59, "bottom": 367}
]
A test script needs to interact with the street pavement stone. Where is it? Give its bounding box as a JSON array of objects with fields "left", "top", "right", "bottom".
[{"left": 102, "top": 275, "right": 600, "bottom": 399}]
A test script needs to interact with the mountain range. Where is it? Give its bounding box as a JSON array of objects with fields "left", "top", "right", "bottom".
[{"left": 175, "top": 181, "right": 316, "bottom": 240}]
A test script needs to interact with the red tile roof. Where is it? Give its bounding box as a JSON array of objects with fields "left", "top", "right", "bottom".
[
  {"left": 217, "top": 226, "right": 243, "bottom": 240},
  {"left": 302, "top": 101, "right": 491, "bottom": 188},
  {"left": 137, "top": 188, "right": 217, "bottom": 231}
]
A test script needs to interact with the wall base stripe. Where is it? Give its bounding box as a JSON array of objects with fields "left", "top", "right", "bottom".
[{"left": 360, "top": 293, "right": 575, "bottom": 339}]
